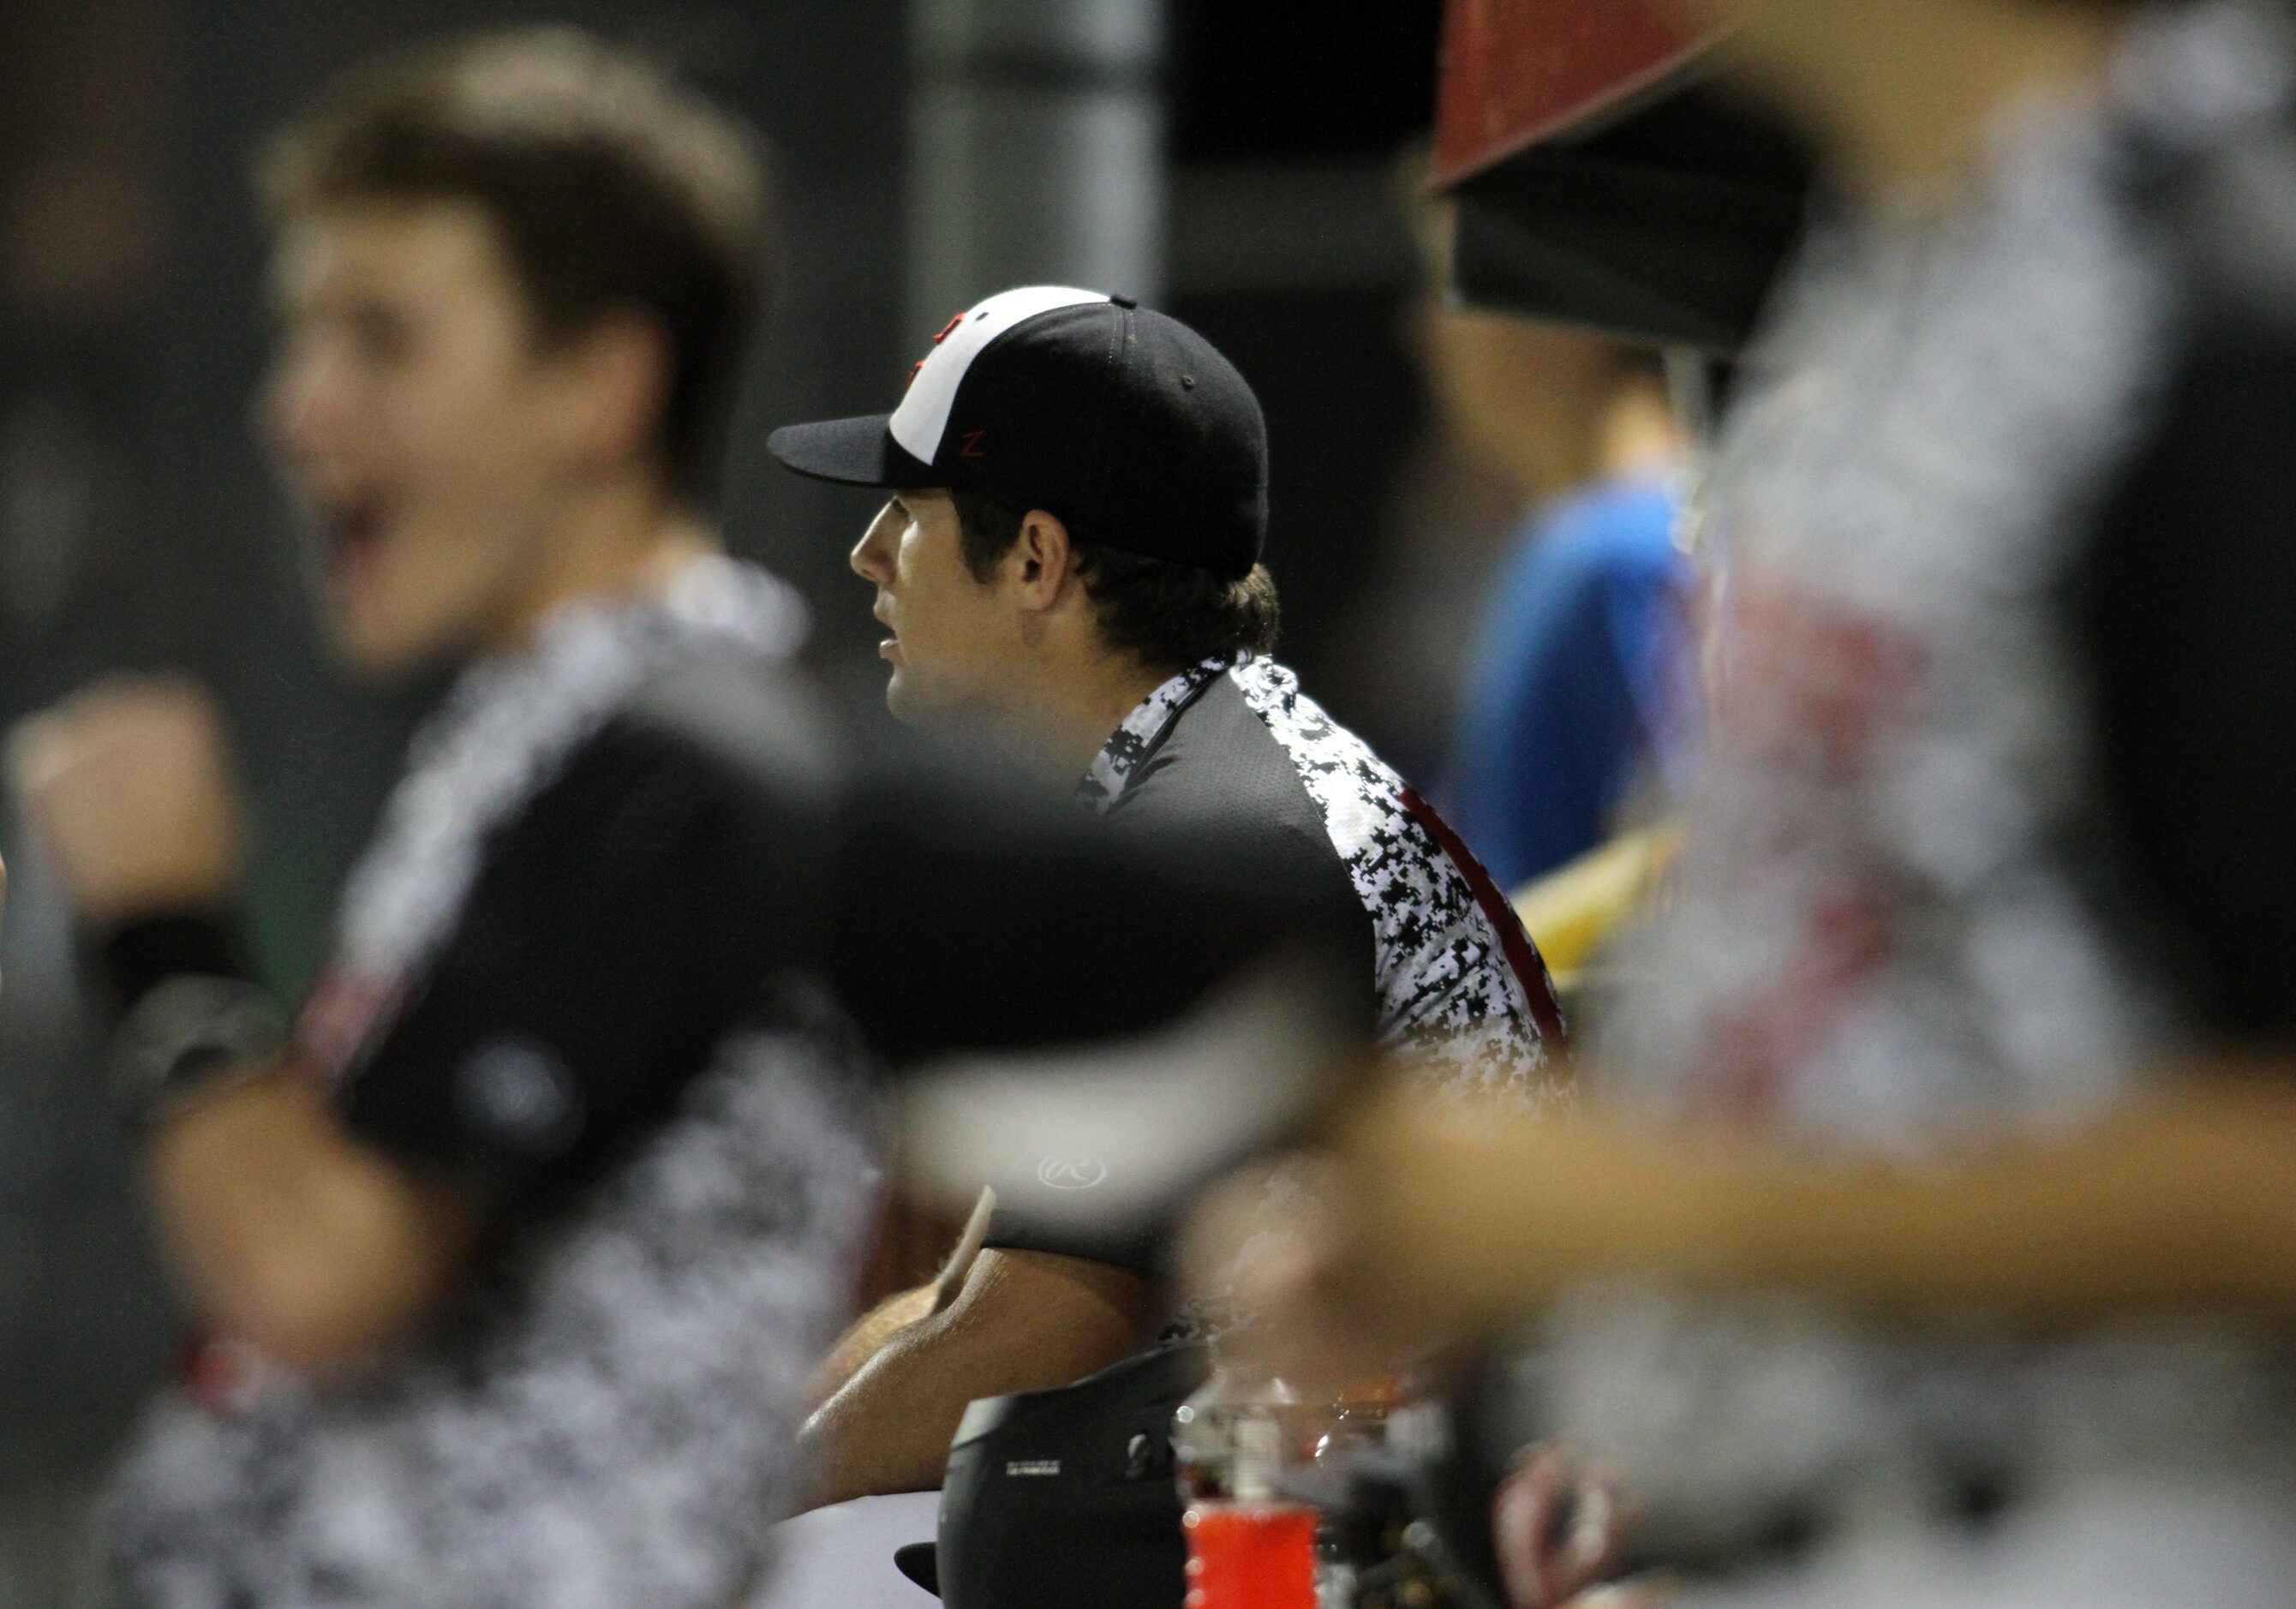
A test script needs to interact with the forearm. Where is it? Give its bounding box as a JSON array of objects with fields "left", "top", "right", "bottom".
[
  {"left": 798, "top": 1247, "right": 1158, "bottom": 1509},
  {"left": 808, "top": 1187, "right": 999, "bottom": 1409},
  {"left": 1352, "top": 1068, "right": 2296, "bottom": 1335},
  {"left": 806, "top": 1283, "right": 939, "bottom": 1411},
  {"left": 798, "top": 1317, "right": 999, "bottom": 1506},
  {"left": 146, "top": 1072, "right": 478, "bottom": 1370},
  {"left": 799, "top": 1301, "right": 1130, "bottom": 1506},
  {"left": 1763, "top": 1073, "right": 2296, "bottom": 1320},
  {"left": 13, "top": 680, "right": 481, "bottom": 1371},
  {"left": 807, "top": 1183, "right": 1002, "bottom": 1411}
]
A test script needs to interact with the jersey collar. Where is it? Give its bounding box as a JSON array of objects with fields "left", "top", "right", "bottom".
[{"left": 1076, "top": 654, "right": 1235, "bottom": 814}]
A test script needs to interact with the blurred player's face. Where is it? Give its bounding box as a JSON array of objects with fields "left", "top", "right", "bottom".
[
  {"left": 263, "top": 200, "right": 599, "bottom": 679},
  {"left": 849, "top": 491, "right": 1023, "bottom": 722},
  {"left": 1422, "top": 306, "right": 1648, "bottom": 499}
]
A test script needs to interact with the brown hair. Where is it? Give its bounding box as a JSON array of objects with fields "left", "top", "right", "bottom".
[
  {"left": 953, "top": 489, "right": 1282, "bottom": 673},
  {"left": 260, "top": 27, "right": 769, "bottom": 502}
]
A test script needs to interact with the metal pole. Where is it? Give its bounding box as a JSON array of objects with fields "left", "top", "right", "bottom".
[{"left": 908, "top": 0, "right": 1164, "bottom": 338}]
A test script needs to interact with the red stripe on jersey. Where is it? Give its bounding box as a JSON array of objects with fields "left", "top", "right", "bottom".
[{"left": 1398, "top": 786, "right": 1570, "bottom": 1053}]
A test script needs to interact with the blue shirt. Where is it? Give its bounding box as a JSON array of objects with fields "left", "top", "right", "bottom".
[{"left": 1446, "top": 476, "right": 1689, "bottom": 888}]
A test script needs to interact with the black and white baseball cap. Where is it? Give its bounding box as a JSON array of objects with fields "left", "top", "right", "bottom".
[{"left": 768, "top": 286, "right": 1269, "bottom": 578}]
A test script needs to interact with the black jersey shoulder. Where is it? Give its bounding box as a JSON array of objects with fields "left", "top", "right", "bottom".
[
  {"left": 1109, "top": 673, "right": 1373, "bottom": 953},
  {"left": 338, "top": 676, "right": 822, "bottom": 1202}
]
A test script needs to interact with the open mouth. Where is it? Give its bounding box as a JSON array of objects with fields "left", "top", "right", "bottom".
[{"left": 321, "top": 497, "right": 389, "bottom": 588}]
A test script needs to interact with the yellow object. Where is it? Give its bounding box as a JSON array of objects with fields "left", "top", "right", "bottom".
[{"left": 1511, "top": 823, "right": 1681, "bottom": 985}]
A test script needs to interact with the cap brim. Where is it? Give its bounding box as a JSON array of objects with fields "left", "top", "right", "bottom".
[{"left": 767, "top": 414, "right": 939, "bottom": 489}]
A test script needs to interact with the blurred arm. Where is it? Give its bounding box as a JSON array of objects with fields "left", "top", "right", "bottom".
[
  {"left": 1220, "top": 1068, "right": 2296, "bottom": 1387},
  {"left": 143, "top": 1069, "right": 483, "bottom": 1373},
  {"left": 798, "top": 1247, "right": 1160, "bottom": 1509},
  {"left": 10, "top": 677, "right": 482, "bottom": 1371}
]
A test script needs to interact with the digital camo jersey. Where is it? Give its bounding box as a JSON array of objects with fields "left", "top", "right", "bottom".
[
  {"left": 111, "top": 1018, "right": 875, "bottom": 1609},
  {"left": 1081, "top": 654, "right": 1565, "bottom": 1104},
  {"left": 1546, "top": 0, "right": 2296, "bottom": 1546},
  {"left": 107, "top": 559, "right": 879, "bottom": 1609}
]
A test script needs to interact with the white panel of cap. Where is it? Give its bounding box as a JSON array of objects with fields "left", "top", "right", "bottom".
[{"left": 888, "top": 285, "right": 1112, "bottom": 464}]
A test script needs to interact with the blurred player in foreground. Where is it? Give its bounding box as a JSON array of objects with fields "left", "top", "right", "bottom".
[
  {"left": 11, "top": 31, "right": 1342, "bottom": 1608},
  {"left": 1181, "top": 1, "right": 2296, "bottom": 1605}
]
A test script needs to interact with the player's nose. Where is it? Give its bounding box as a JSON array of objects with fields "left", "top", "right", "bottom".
[
  {"left": 851, "top": 503, "right": 900, "bottom": 587},
  {"left": 262, "top": 344, "right": 353, "bottom": 473}
]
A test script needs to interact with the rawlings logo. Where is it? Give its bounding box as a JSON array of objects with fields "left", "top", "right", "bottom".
[{"left": 1036, "top": 1155, "right": 1108, "bottom": 1190}]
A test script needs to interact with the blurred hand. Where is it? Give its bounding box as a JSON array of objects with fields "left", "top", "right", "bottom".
[
  {"left": 1184, "top": 1086, "right": 1683, "bottom": 1391},
  {"left": 1192, "top": 1145, "right": 1661, "bottom": 1609},
  {"left": 1182, "top": 1152, "right": 1428, "bottom": 1396},
  {"left": 1494, "top": 1445, "right": 1636, "bottom": 1609},
  {"left": 9, "top": 676, "right": 245, "bottom": 922}
]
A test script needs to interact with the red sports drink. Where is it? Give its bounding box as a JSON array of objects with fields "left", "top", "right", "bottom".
[
  {"left": 1181, "top": 1502, "right": 1318, "bottom": 1609},
  {"left": 1173, "top": 1367, "right": 1320, "bottom": 1608}
]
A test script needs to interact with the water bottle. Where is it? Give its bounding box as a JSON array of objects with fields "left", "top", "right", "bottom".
[
  {"left": 1172, "top": 1368, "right": 1318, "bottom": 1609},
  {"left": 1309, "top": 1375, "right": 1402, "bottom": 1608}
]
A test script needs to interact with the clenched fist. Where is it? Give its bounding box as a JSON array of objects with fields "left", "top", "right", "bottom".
[{"left": 10, "top": 676, "right": 246, "bottom": 922}]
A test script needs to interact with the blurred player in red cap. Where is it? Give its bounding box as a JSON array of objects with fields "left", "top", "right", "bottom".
[{"left": 1193, "top": 1, "right": 2296, "bottom": 1606}]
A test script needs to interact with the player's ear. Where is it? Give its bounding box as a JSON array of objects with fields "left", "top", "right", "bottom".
[
  {"left": 549, "top": 311, "right": 671, "bottom": 478},
  {"left": 1009, "top": 509, "right": 1074, "bottom": 610}
]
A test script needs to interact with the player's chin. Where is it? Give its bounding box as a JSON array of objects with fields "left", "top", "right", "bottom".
[
  {"left": 326, "top": 598, "right": 463, "bottom": 685},
  {"left": 882, "top": 666, "right": 926, "bottom": 725}
]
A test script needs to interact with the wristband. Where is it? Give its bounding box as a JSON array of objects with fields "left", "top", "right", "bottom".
[
  {"left": 105, "top": 975, "right": 290, "bottom": 1133},
  {"left": 87, "top": 910, "right": 255, "bottom": 1020}
]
